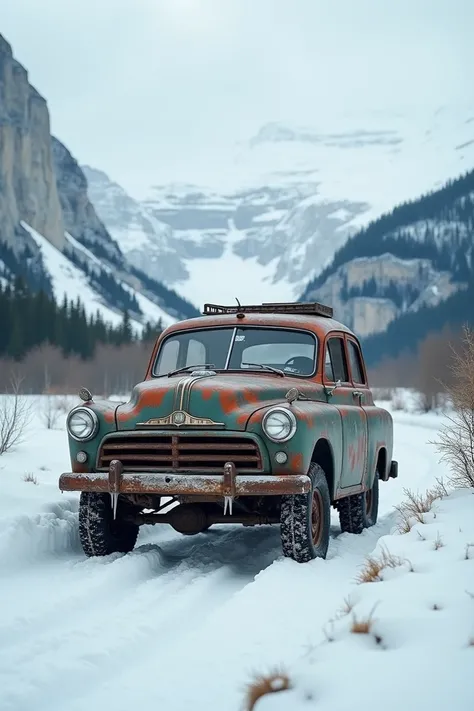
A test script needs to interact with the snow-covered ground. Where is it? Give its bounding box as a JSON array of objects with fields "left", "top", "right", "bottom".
[{"left": 0, "top": 395, "right": 473, "bottom": 711}]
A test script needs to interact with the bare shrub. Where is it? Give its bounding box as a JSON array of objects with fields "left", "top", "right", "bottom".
[
  {"left": 0, "top": 376, "right": 32, "bottom": 455},
  {"left": 372, "top": 387, "right": 393, "bottom": 401},
  {"left": 465, "top": 544, "right": 474, "bottom": 560},
  {"left": 433, "top": 326, "right": 474, "bottom": 489},
  {"left": 245, "top": 670, "right": 291, "bottom": 710},
  {"left": 40, "top": 396, "right": 61, "bottom": 430},
  {"left": 23, "top": 473, "right": 38, "bottom": 485},
  {"left": 391, "top": 389, "right": 406, "bottom": 411},
  {"left": 55, "top": 395, "right": 76, "bottom": 414},
  {"left": 356, "top": 546, "right": 408, "bottom": 584}
]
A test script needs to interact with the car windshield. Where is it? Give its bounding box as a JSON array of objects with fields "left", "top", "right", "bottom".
[{"left": 153, "top": 327, "right": 318, "bottom": 377}]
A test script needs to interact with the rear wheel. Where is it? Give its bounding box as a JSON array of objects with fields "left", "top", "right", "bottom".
[
  {"left": 338, "top": 473, "right": 379, "bottom": 535},
  {"left": 280, "top": 462, "right": 331, "bottom": 563},
  {"left": 79, "top": 492, "right": 139, "bottom": 557}
]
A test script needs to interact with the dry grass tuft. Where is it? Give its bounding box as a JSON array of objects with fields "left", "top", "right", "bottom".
[
  {"left": 23, "top": 473, "right": 38, "bottom": 485},
  {"left": 394, "top": 480, "right": 449, "bottom": 533},
  {"left": 468, "top": 638, "right": 474, "bottom": 647},
  {"left": 245, "top": 670, "right": 291, "bottom": 711},
  {"left": 432, "top": 603, "right": 442, "bottom": 611},
  {"left": 350, "top": 604, "right": 379, "bottom": 636},
  {"left": 351, "top": 616, "right": 373, "bottom": 634},
  {"left": 336, "top": 595, "right": 356, "bottom": 618},
  {"left": 433, "top": 533, "right": 445, "bottom": 550},
  {"left": 356, "top": 546, "right": 407, "bottom": 584}
]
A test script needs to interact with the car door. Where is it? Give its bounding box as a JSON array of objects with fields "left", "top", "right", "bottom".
[
  {"left": 345, "top": 336, "right": 377, "bottom": 485},
  {"left": 323, "top": 334, "right": 367, "bottom": 491}
]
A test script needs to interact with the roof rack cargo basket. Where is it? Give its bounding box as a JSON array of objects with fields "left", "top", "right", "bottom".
[{"left": 202, "top": 301, "right": 333, "bottom": 318}]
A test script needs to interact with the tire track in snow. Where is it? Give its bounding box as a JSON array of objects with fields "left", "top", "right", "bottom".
[{"left": 0, "top": 525, "right": 283, "bottom": 711}]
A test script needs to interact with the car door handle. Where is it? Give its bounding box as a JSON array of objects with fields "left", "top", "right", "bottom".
[{"left": 353, "top": 391, "right": 363, "bottom": 398}]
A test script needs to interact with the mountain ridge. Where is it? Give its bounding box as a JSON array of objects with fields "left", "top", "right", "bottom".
[
  {"left": 84, "top": 107, "right": 474, "bottom": 309},
  {"left": 0, "top": 33, "right": 199, "bottom": 330}
]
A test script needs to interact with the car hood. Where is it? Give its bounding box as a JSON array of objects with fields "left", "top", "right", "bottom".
[{"left": 115, "top": 372, "right": 318, "bottom": 431}]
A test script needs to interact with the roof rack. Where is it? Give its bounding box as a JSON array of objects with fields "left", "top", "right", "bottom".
[{"left": 202, "top": 301, "right": 334, "bottom": 318}]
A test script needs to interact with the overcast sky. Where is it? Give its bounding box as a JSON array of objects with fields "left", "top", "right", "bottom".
[{"left": 3, "top": 0, "right": 473, "bottom": 196}]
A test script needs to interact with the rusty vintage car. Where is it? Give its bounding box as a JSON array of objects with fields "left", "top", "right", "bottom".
[{"left": 59, "top": 301, "right": 397, "bottom": 563}]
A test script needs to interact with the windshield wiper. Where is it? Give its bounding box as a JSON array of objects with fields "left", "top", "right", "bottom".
[
  {"left": 241, "top": 362, "right": 285, "bottom": 377},
  {"left": 166, "top": 363, "right": 216, "bottom": 377}
]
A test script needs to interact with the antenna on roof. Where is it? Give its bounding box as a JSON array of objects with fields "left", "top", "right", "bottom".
[{"left": 235, "top": 297, "right": 242, "bottom": 309}]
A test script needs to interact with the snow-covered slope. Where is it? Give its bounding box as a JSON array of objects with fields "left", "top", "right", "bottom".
[
  {"left": 21, "top": 222, "right": 174, "bottom": 331},
  {"left": 1, "top": 395, "right": 473, "bottom": 711},
  {"left": 84, "top": 105, "right": 474, "bottom": 307}
]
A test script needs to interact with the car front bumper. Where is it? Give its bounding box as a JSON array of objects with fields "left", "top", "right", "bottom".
[{"left": 59, "top": 459, "right": 310, "bottom": 498}]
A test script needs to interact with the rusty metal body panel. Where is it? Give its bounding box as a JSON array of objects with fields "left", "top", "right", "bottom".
[{"left": 61, "top": 304, "right": 395, "bottom": 511}]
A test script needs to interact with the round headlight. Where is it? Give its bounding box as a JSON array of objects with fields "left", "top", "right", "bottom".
[
  {"left": 262, "top": 407, "right": 297, "bottom": 442},
  {"left": 67, "top": 407, "right": 99, "bottom": 441}
]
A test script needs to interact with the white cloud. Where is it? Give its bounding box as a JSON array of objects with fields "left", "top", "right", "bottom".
[{"left": 2, "top": 0, "right": 473, "bottom": 196}]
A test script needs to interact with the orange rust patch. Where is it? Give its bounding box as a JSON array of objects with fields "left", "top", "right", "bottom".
[
  {"left": 242, "top": 389, "right": 260, "bottom": 405},
  {"left": 117, "top": 388, "right": 167, "bottom": 422},
  {"left": 200, "top": 387, "right": 214, "bottom": 401},
  {"left": 236, "top": 412, "right": 249, "bottom": 426},
  {"left": 140, "top": 389, "right": 166, "bottom": 408},
  {"left": 290, "top": 453, "right": 304, "bottom": 471},
  {"left": 219, "top": 390, "right": 239, "bottom": 414},
  {"left": 103, "top": 411, "right": 115, "bottom": 424},
  {"left": 72, "top": 461, "right": 89, "bottom": 474}
]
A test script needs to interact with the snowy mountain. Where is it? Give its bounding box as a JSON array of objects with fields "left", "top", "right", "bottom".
[
  {"left": 0, "top": 34, "right": 198, "bottom": 331},
  {"left": 84, "top": 108, "right": 474, "bottom": 309},
  {"left": 302, "top": 168, "right": 474, "bottom": 363}
]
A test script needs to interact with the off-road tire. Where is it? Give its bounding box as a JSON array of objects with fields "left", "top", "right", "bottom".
[
  {"left": 280, "top": 462, "right": 331, "bottom": 563},
  {"left": 338, "top": 473, "right": 379, "bottom": 535},
  {"left": 79, "top": 492, "right": 139, "bottom": 557}
]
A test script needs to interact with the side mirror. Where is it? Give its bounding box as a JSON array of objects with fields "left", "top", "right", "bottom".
[{"left": 324, "top": 379, "right": 341, "bottom": 397}]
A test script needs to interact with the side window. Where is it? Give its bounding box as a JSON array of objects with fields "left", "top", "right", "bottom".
[
  {"left": 348, "top": 340, "right": 366, "bottom": 384},
  {"left": 324, "top": 347, "right": 334, "bottom": 381},
  {"left": 325, "top": 337, "right": 349, "bottom": 382}
]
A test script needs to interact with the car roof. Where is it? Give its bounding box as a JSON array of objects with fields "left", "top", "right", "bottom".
[{"left": 161, "top": 312, "right": 356, "bottom": 340}]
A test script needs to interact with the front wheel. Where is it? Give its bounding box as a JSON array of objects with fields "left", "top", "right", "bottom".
[
  {"left": 280, "top": 462, "right": 331, "bottom": 563},
  {"left": 338, "top": 473, "right": 379, "bottom": 535},
  {"left": 79, "top": 492, "right": 139, "bottom": 557}
]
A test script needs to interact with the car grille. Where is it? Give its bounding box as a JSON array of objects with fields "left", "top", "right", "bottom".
[{"left": 97, "top": 434, "right": 263, "bottom": 472}]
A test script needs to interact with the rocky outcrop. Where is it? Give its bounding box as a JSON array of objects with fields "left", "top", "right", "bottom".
[
  {"left": 0, "top": 34, "right": 65, "bottom": 251},
  {"left": 51, "top": 141, "right": 123, "bottom": 266},
  {"left": 305, "top": 253, "right": 462, "bottom": 337}
]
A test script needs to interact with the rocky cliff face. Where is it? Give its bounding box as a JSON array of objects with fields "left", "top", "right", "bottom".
[
  {"left": 0, "top": 34, "right": 65, "bottom": 251},
  {"left": 51, "top": 140, "right": 123, "bottom": 266},
  {"left": 310, "top": 254, "right": 459, "bottom": 337},
  {"left": 0, "top": 34, "right": 198, "bottom": 326}
]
